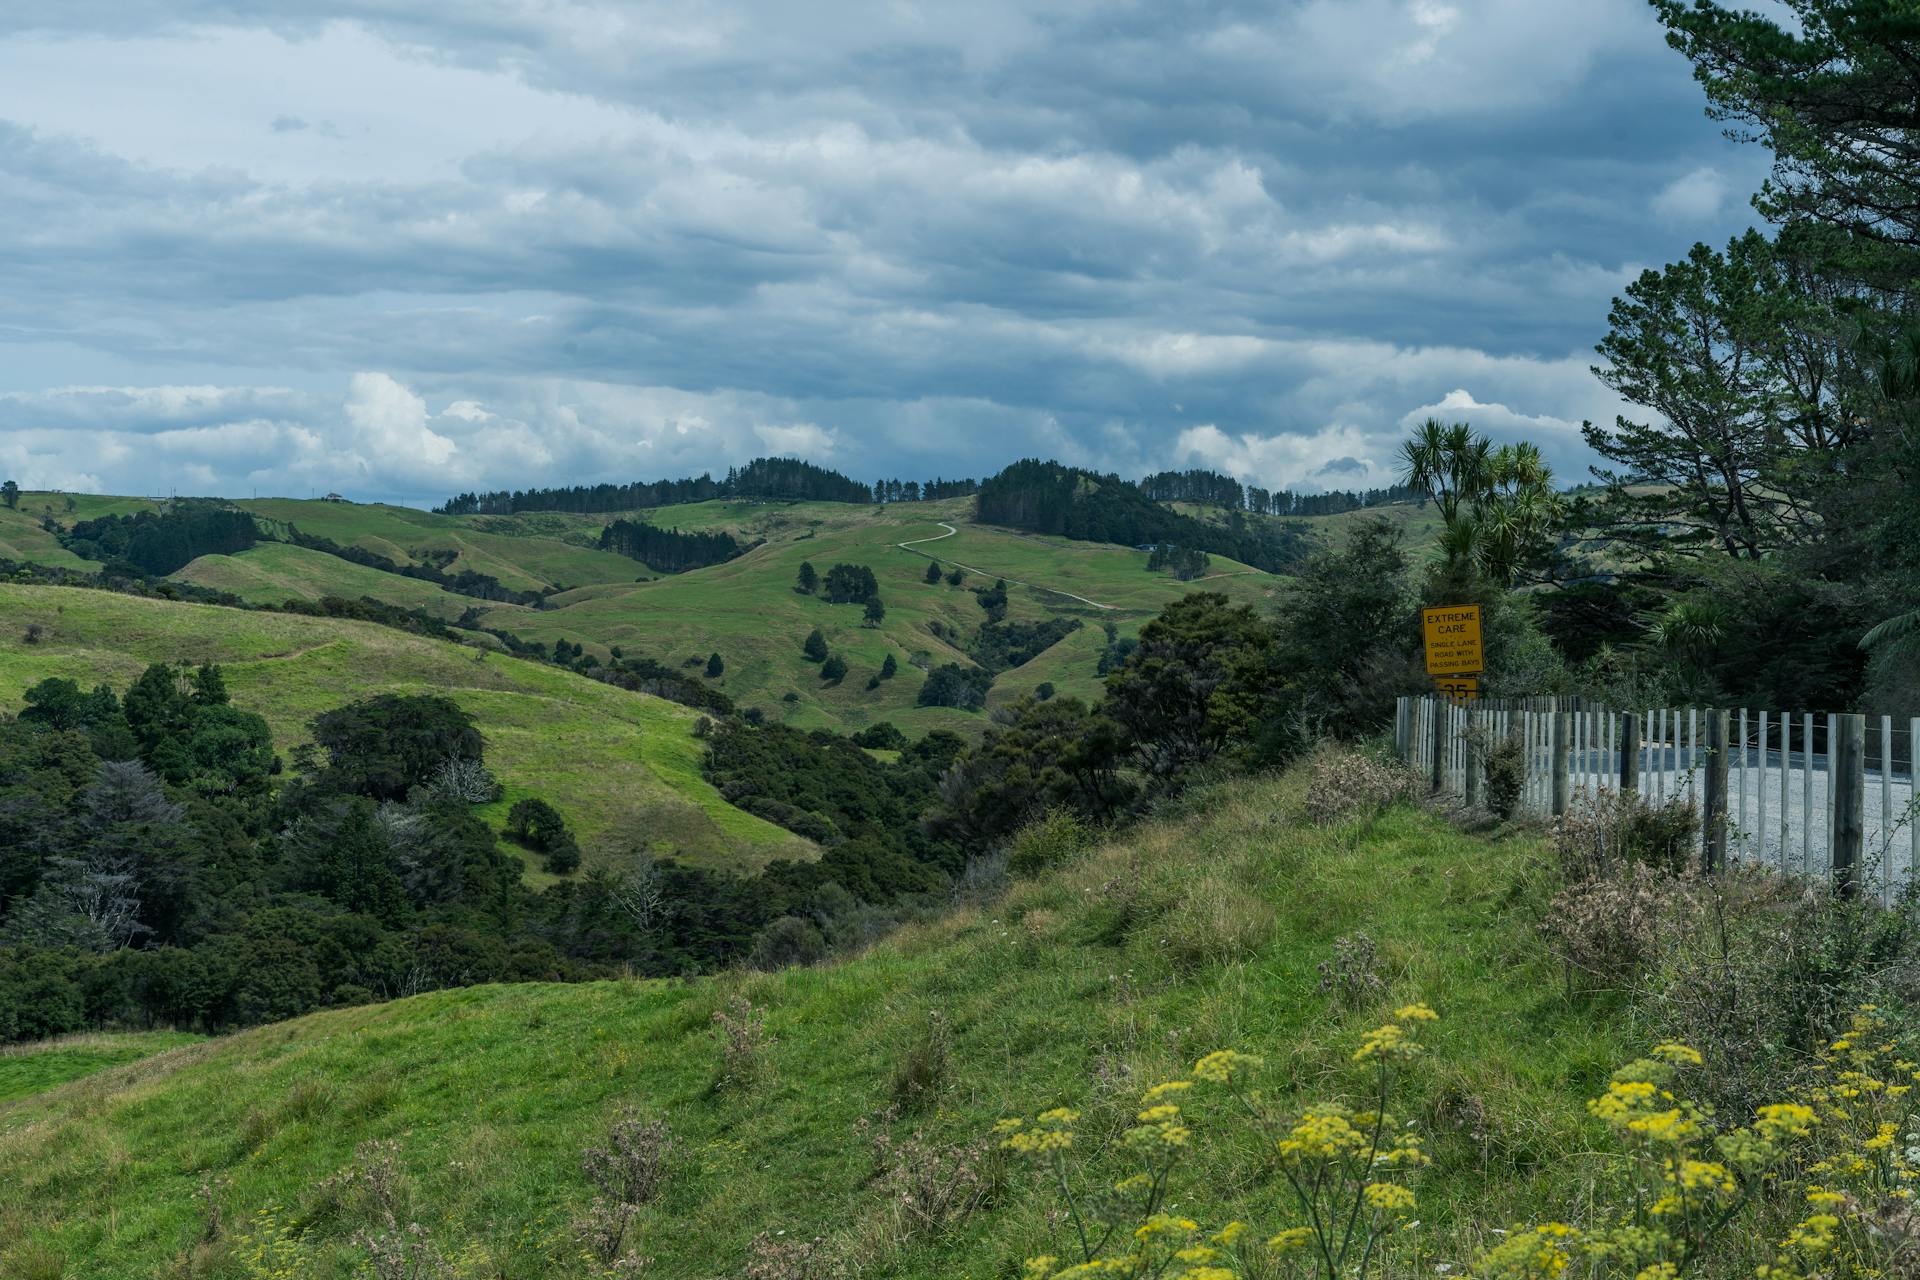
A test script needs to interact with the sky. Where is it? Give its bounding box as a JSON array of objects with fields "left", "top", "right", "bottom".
[{"left": 0, "top": 0, "right": 1771, "bottom": 507}]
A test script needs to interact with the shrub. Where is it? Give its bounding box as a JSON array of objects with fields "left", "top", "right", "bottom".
[
  {"left": 1006, "top": 808, "right": 1094, "bottom": 876},
  {"left": 1480, "top": 732, "right": 1525, "bottom": 818},
  {"left": 1302, "top": 745, "right": 1421, "bottom": 826},
  {"left": 1317, "top": 930, "right": 1385, "bottom": 1007},
  {"left": 542, "top": 832, "right": 582, "bottom": 875},
  {"left": 1539, "top": 862, "right": 1698, "bottom": 989},
  {"left": 1554, "top": 788, "right": 1700, "bottom": 880},
  {"left": 820, "top": 653, "right": 849, "bottom": 683},
  {"left": 749, "top": 916, "right": 827, "bottom": 970},
  {"left": 802, "top": 628, "right": 828, "bottom": 662}
]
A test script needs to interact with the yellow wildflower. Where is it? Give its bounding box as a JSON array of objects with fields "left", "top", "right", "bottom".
[
  {"left": 1142, "top": 1080, "right": 1194, "bottom": 1103},
  {"left": 1192, "top": 1050, "right": 1263, "bottom": 1084},
  {"left": 1267, "top": 1227, "right": 1313, "bottom": 1253},
  {"left": 1363, "top": 1181, "right": 1416, "bottom": 1213},
  {"left": 1394, "top": 1003, "right": 1440, "bottom": 1022},
  {"left": 1651, "top": 1043, "right": 1703, "bottom": 1066}
]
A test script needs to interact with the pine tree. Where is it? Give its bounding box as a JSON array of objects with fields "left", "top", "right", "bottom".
[
  {"left": 803, "top": 628, "right": 828, "bottom": 662},
  {"left": 924, "top": 560, "right": 942, "bottom": 584},
  {"left": 796, "top": 561, "right": 818, "bottom": 594},
  {"left": 705, "top": 652, "right": 725, "bottom": 678},
  {"left": 863, "top": 595, "right": 886, "bottom": 626},
  {"left": 880, "top": 653, "right": 898, "bottom": 680}
]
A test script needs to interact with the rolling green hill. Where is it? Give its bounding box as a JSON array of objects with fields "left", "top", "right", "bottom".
[
  {"left": 0, "top": 583, "right": 813, "bottom": 874},
  {"left": 6, "top": 488, "right": 1428, "bottom": 740},
  {"left": 13, "top": 491, "right": 1292, "bottom": 738},
  {"left": 0, "top": 773, "right": 1629, "bottom": 1279}
]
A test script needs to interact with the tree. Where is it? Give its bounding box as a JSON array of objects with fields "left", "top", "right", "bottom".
[
  {"left": 822, "top": 563, "right": 879, "bottom": 604},
  {"left": 796, "top": 561, "right": 818, "bottom": 594},
  {"left": 0, "top": 480, "right": 17, "bottom": 510},
  {"left": 879, "top": 653, "right": 898, "bottom": 680},
  {"left": 945, "top": 567, "right": 966, "bottom": 587},
  {"left": 923, "top": 560, "right": 942, "bottom": 584},
  {"left": 1656, "top": 0, "right": 1920, "bottom": 251},
  {"left": 705, "top": 652, "right": 725, "bottom": 678},
  {"left": 189, "top": 662, "right": 228, "bottom": 707},
  {"left": 1586, "top": 235, "right": 1812, "bottom": 564},
  {"left": 309, "top": 694, "right": 484, "bottom": 801},
  {"left": 821, "top": 653, "right": 849, "bottom": 683},
  {"left": 802, "top": 628, "right": 829, "bottom": 662},
  {"left": 863, "top": 595, "right": 886, "bottom": 627},
  {"left": 1400, "top": 419, "right": 1560, "bottom": 583},
  {"left": 1103, "top": 593, "right": 1282, "bottom": 776}
]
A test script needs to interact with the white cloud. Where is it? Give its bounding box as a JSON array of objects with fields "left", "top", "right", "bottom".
[{"left": 1652, "top": 166, "right": 1728, "bottom": 224}]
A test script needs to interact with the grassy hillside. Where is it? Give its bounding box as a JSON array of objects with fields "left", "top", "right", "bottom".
[
  {"left": 10, "top": 492, "right": 1284, "bottom": 737},
  {"left": 0, "top": 775, "right": 1632, "bottom": 1279},
  {"left": 0, "top": 1033, "right": 202, "bottom": 1104},
  {"left": 170, "top": 542, "right": 490, "bottom": 621},
  {"left": 0, "top": 584, "right": 813, "bottom": 874}
]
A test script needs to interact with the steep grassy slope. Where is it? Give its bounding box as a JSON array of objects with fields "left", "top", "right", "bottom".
[
  {"left": 0, "top": 584, "right": 812, "bottom": 873},
  {"left": 0, "top": 777, "right": 1632, "bottom": 1279}
]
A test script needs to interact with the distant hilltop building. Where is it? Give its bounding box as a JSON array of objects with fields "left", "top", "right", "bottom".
[{"left": 322, "top": 492, "right": 346, "bottom": 503}]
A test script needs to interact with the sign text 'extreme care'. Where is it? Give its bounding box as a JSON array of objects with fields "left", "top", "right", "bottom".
[{"left": 1421, "top": 604, "right": 1483, "bottom": 677}]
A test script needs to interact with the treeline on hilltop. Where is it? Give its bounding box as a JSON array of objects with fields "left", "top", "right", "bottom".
[
  {"left": 53, "top": 502, "right": 546, "bottom": 605},
  {"left": 1141, "top": 468, "right": 1423, "bottom": 517},
  {"left": 63, "top": 503, "right": 259, "bottom": 577},
  {"left": 598, "top": 520, "right": 748, "bottom": 574},
  {"left": 436, "top": 458, "right": 979, "bottom": 516},
  {"left": 974, "top": 459, "right": 1313, "bottom": 572}
]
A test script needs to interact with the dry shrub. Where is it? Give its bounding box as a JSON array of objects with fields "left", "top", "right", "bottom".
[
  {"left": 575, "top": 1111, "right": 673, "bottom": 1262},
  {"left": 583, "top": 1112, "right": 673, "bottom": 1208},
  {"left": 1317, "top": 931, "right": 1385, "bottom": 1007},
  {"left": 1554, "top": 788, "right": 1699, "bottom": 880},
  {"left": 1302, "top": 745, "right": 1420, "bottom": 827},
  {"left": 867, "top": 1128, "right": 998, "bottom": 1244},
  {"left": 741, "top": 1231, "right": 836, "bottom": 1280},
  {"left": 712, "top": 994, "right": 775, "bottom": 1093},
  {"left": 1540, "top": 863, "right": 1700, "bottom": 989}
]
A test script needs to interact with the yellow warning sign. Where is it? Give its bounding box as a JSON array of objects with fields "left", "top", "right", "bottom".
[
  {"left": 1435, "top": 675, "right": 1479, "bottom": 705},
  {"left": 1422, "top": 604, "right": 1483, "bottom": 676}
]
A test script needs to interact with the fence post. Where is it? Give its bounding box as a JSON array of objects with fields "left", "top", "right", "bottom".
[
  {"left": 1619, "top": 711, "right": 1640, "bottom": 793},
  {"left": 1704, "top": 709, "right": 1729, "bottom": 874},
  {"left": 1395, "top": 697, "right": 1409, "bottom": 763},
  {"left": 1430, "top": 696, "right": 1446, "bottom": 794},
  {"left": 1833, "top": 713, "right": 1866, "bottom": 899},
  {"left": 1551, "top": 706, "right": 1571, "bottom": 817},
  {"left": 1463, "top": 704, "right": 1482, "bottom": 810}
]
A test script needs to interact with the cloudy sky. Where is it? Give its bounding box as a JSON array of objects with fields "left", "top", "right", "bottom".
[{"left": 0, "top": 0, "right": 1767, "bottom": 507}]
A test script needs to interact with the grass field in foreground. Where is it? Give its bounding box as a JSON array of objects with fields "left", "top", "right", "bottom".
[
  {"left": 0, "top": 774, "right": 1633, "bottom": 1278},
  {"left": 0, "top": 584, "right": 813, "bottom": 874}
]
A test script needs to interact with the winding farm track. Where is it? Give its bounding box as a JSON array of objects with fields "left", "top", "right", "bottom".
[{"left": 894, "top": 521, "right": 1118, "bottom": 612}]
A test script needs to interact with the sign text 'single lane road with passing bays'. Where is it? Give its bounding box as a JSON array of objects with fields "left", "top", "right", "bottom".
[{"left": 1421, "top": 604, "right": 1483, "bottom": 677}]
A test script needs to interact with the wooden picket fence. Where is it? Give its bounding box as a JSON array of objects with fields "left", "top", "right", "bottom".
[{"left": 1395, "top": 695, "right": 1920, "bottom": 902}]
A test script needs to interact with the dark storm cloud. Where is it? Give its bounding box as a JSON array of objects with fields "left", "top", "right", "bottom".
[{"left": 0, "top": 1, "right": 1771, "bottom": 503}]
